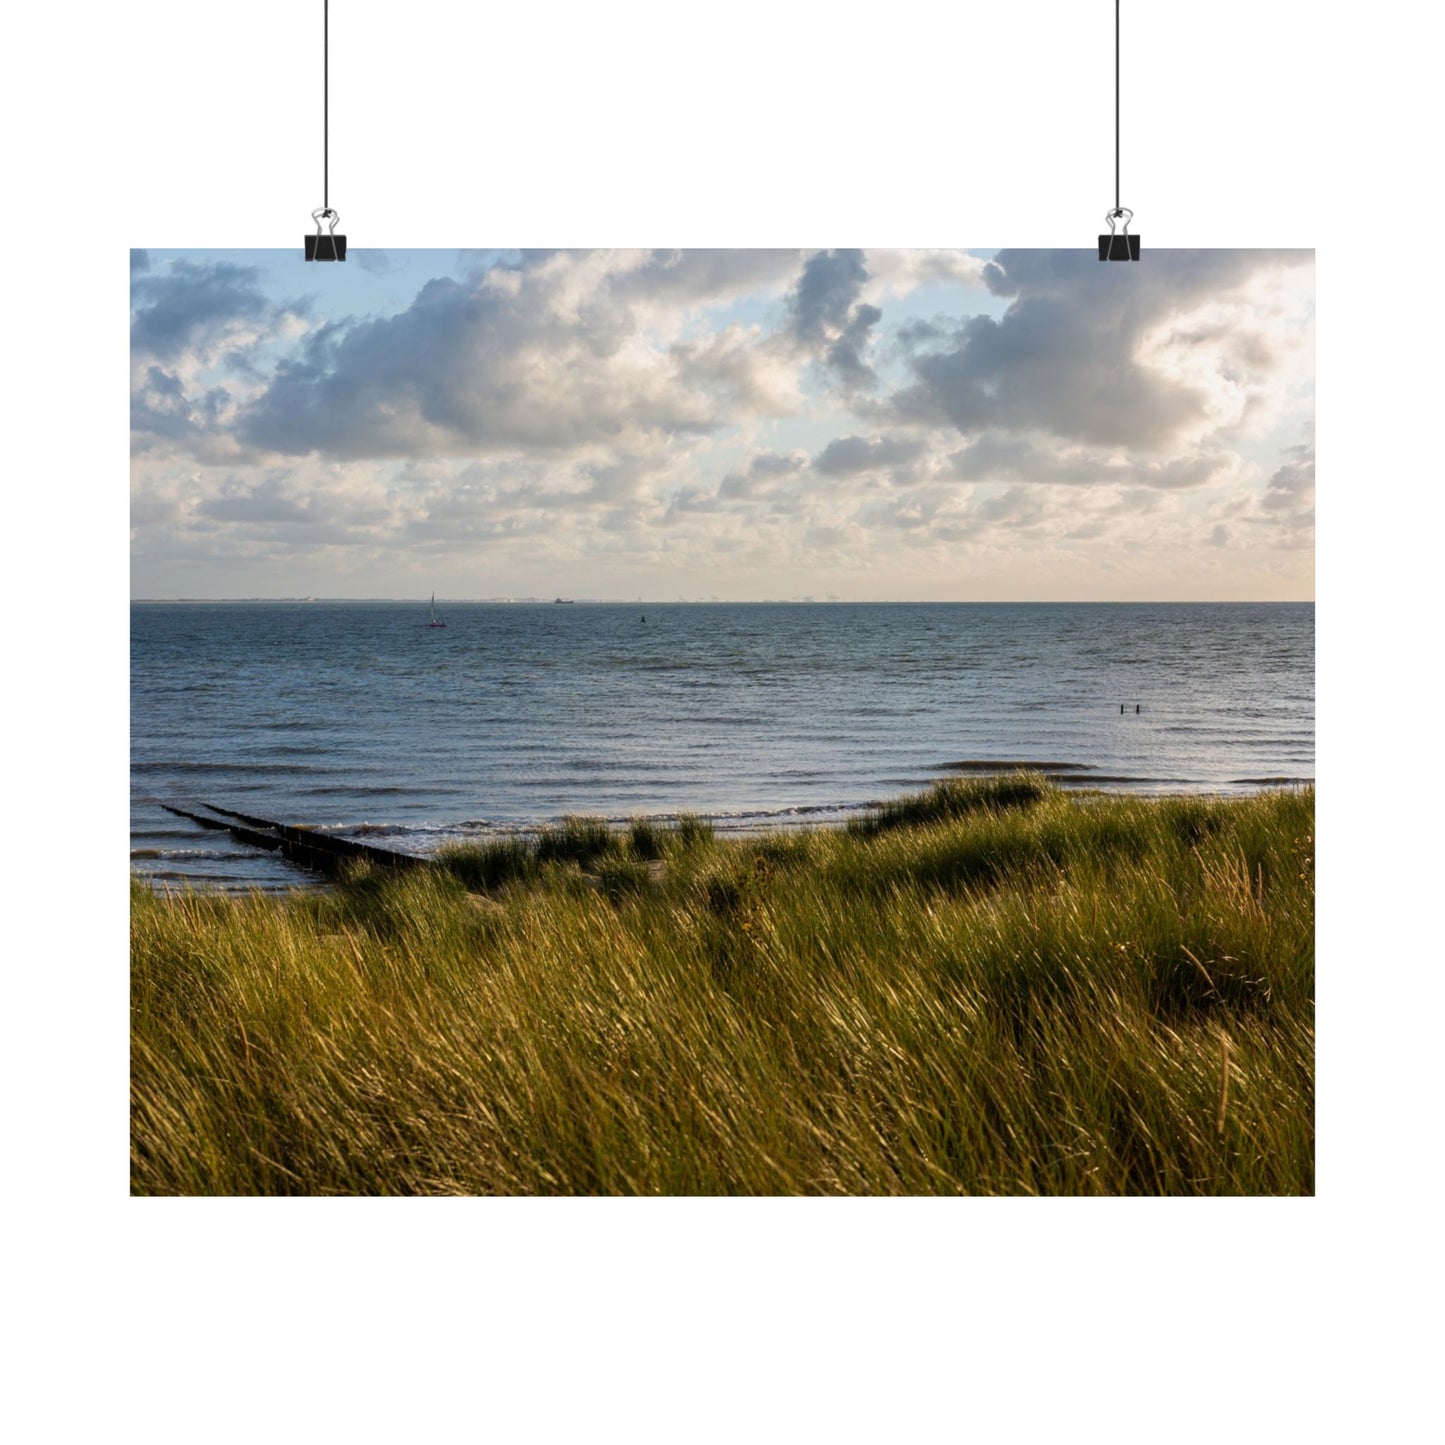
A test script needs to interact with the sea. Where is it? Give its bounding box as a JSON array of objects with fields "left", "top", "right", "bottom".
[{"left": 130, "top": 600, "right": 1315, "bottom": 892}]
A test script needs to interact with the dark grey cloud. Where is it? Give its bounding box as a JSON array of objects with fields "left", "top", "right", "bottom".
[
  {"left": 130, "top": 258, "right": 314, "bottom": 458},
  {"left": 239, "top": 275, "right": 600, "bottom": 456},
  {"left": 828, "top": 303, "right": 882, "bottom": 389},
  {"left": 891, "top": 249, "right": 1312, "bottom": 450},
  {"left": 1262, "top": 444, "right": 1314, "bottom": 514},
  {"left": 131, "top": 259, "right": 278, "bottom": 362},
  {"left": 130, "top": 365, "right": 232, "bottom": 449},
  {"left": 717, "top": 452, "right": 804, "bottom": 500},
  {"left": 895, "top": 317, "right": 946, "bottom": 349},
  {"left": 131, "top": 249, "right": 150, "bottom": 275},
  {"left": 814, "top": 435, "right": 925, "bottom": 478},
  {"left": 789, "top": 249, "right": 881, "bottom": 389},
  {"left": 749, "top": 452, "right": 799, "bottom": 477},
  {"left": 663, "top": 485, "right": 723, "bottom": 521},
  {"left": 1251, "top": 442, "right": 1314, "bottom": 547},
  {"left": 237, "top": 254, "right": 796, "bottom": 460},
  {"left": 792, "top": 249, "right": 866, "bottom": 343}
]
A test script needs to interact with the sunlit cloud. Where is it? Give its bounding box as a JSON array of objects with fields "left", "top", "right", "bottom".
[{"left": 131, "top": 248, "right": 1314, "bottom": 599}]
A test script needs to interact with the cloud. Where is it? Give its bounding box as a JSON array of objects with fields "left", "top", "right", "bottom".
[
  {"left": 860, "top": 249, "right": 989, "bottom": 304},
  {"left": 790, "top": 249, "right": 866, "bottom": 344},
  {"left": 603, "top": 249, "right": 802, "bottom": 309},
  {"left": 236, "top": 253, "right": 800, "bottom": 461},
  {"left": 717, "top": 452, "right": 806, "bottom": 500},
  {"left": 789, "top": 249, "right": 882, "bottom": 389},
  {"left": 131, "top": 365, "right": 233, "bottom": 447},
  {"left": 1242, "top": 442, "right": 1314, "bottom": 549},
  {"left": 131, "top": 249, "right": 1315, "bottom": 600},
  {"left": 813, "top": 435, "right": 925, "bottom": 477},
  {"left": 1262, "top": 444, "right": 1315, "bottom": 517},
  {"left": 196, "top": 469, "right": 397, "bottom": 531},
  {"left": 130, "top": 257, "right": 313, "bottom": 459},
  {"left": 131, "top": 258, "right": 282, "bottom": 363},
  {"left": 892, "top": 249, "right": 1312, "bottom": 450},
  {"left": 874, "top": 249, "right": 1313, "bottom": 527},
  {"left": 663, "top": 484, "right": 723, "bottom": 520},
  {"left": 197, "top": 473, "right": 317, "bottom": 525},
  {"left": 948, "top": 433, "right": 1234, "bottom": 490}
]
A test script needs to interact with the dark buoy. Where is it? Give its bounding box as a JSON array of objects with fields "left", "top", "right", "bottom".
[
  {"left": 1135, "top": 704, "right": 1140, "bottom": 714},
  {"left": 1121, "top": 704, "right": 1125, "bottom": 714},
  {"left": 641, "top": 615, "right": 646, "bottom": 624}
]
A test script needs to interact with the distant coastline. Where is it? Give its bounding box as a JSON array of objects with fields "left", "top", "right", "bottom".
[{"left": 130, "top": 596, "right": 1318, "bottom": 606}]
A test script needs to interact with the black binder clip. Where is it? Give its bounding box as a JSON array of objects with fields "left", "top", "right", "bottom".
[
  {"left": 305, "top": 208, "right": 347, "bottom": 262},
  {"left": 1098, "top": 207, "right": 1140, "bottom": 261}
]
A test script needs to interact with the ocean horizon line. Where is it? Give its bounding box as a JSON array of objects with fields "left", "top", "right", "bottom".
[{"left": 131, "top": 596, "right": 1317, "bottom": 606}]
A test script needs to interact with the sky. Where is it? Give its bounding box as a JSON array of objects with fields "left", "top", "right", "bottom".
[{"left": 130, "top": 247, "right": 1314, "bottom": 600}]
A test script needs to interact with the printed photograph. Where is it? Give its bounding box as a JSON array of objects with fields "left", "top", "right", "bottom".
[{"left": 130, "top": 246, "right": 1314, "bottom": 1195}]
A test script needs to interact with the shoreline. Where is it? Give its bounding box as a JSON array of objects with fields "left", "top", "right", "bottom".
[
  {"left": 132, "top": 776, "right": 1316, "bottom": 1195},
  {"left": 131, "top": 770, "right": 1316, "bottom": 894}
]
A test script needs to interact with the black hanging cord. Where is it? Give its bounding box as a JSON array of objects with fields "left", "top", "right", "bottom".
[
  {"left": 305, "top": 0, "right": 345, "bottom": 259},
  {"left": 1097, "top": 0, "right": 1137, "bottom": 259},
  {"left": 324, "top": 0, "right": 329, "bottom": 211},
  {"left": 1115, "top": 0, "right": 1120, "bottom": 213}
]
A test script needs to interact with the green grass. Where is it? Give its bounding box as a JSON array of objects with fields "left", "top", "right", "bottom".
[
  {"left": 131, "top": 778, "right": 1314, "bottom": 1195},
  {"left": 846, "top": 771, "right": 1052, "bottom": 836}
]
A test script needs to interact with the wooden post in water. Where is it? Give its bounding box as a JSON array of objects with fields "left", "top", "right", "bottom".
[{"left": 162, "top": 803, "right": 429, "bottom": 879}]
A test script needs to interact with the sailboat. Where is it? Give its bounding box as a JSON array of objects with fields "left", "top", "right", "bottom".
[{"left": 426, "top": 592, "right": 447, "bottom": 628}]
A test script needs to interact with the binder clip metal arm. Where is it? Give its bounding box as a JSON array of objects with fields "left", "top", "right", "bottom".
[
  {"left": 1098, "top": 207, "right": 1140, "bottom": 261},
  {"left": 305, "top": 207, "right": 347, "bottom": 262}
]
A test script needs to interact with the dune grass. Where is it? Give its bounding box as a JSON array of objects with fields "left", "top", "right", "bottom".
[{"left": 131, "top": 777, "right": 1314, "bottom": 1195}]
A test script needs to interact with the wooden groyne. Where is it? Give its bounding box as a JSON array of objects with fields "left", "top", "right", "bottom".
[{"left": 162, "top": 803, "right": 430, "bottom": 879}]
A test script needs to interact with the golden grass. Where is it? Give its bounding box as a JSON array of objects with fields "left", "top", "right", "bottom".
[{"left": 131, "top": 778, "right": 1313, "bottom": 1195}]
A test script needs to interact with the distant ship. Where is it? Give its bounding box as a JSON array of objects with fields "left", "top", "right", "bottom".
[
  {"left": 426, "top": 592, "right": 447, "bottom": 628},
  {"left": 553, "top": 597, "right": 574, "bottom": 604}
]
